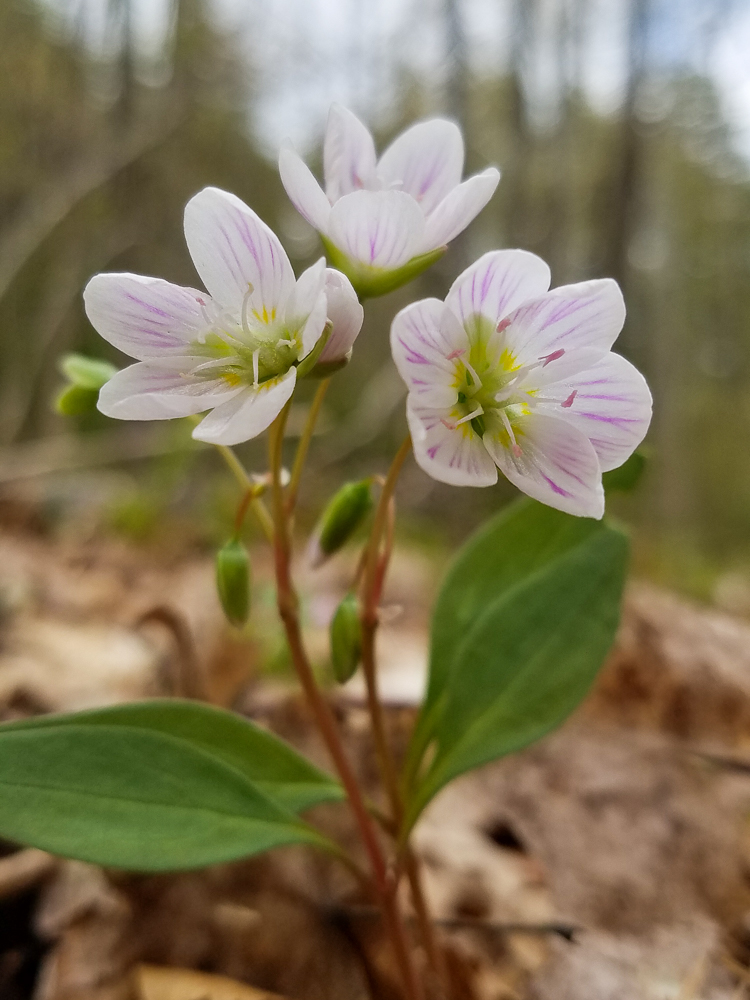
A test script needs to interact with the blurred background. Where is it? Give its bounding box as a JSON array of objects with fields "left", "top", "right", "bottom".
[{"left": 2, "top": 0, "right": 750, "bottom": 601}]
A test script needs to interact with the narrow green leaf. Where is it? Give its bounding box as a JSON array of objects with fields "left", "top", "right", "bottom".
[
  {"left": 4, "top": 700, "right": 343, "bottom": 814},
  {"left": 0, "top": 722, "right": 330, "bottom": 871},
  {"left": 404, "top": 526, "right": 628, "bottom": 829}
]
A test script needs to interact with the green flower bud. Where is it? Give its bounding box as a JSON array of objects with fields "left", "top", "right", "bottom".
[
  {"left": 59, "top": 353, "right": 117, "bottom": 391},
  {"left": 321, "top": 237, "right": 447, "bottom": 299},
  {"left": 55, "top": 383, "right": 100, "bottom": 416},
  {"left": 330, "top": 591, "right": 362, "bottom": 684},
  {"left": 309, "top": 479, "right": 373, "bottom": 567},
  {"left": 216, "top": 538, "right": 251, "bottom": 627}
]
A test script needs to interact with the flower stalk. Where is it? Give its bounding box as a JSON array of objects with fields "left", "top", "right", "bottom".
[{"left": 267, "top": 409, "right": 423, "bottom": 1000}]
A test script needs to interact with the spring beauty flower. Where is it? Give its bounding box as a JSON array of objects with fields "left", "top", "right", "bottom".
[
  {"left": 84, "top": 188, "right": 363, "bottom": 446},
  {"left": 279, "top": 104, "right": 500, "bottom": 298},
  {"left": 390, "top": 250, "right": 652, "bottom": 518}
]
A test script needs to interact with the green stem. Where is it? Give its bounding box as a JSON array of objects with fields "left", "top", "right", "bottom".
[
  {"left": 213, "top": 443, "right": 274, "bottom": 543},
  {"left": 286, "top": 378, "right": 330, "bottom": 514}
]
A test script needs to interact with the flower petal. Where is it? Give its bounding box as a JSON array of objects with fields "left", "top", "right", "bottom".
[
  {"left": 319, "top": 268, "right": 364, "bottom": 363},
  {"left": 192, "top": 368, "right": 297, "bottom": 446},
  {"left": 84, "top": 274, "right": 207, "bottom": 361},
  {"left": 97, "top": 357, "right": 242, "bottom": 420},
  {"left": 420, "top": 168, "right": 500, "bottom": 252},
  {"left": 445, "top": 250, "right": 551, "bottom": 334},
  {"left": 377, "top": 119, "right": 464, "bottom": 217},
  {"left": 279, "top": 140, "right": 332, "bottom": 233},
  {"left": 536, "top": 352, "right": 652, "bottom": 472},
  {"left": 323, "top": 104, "right": 378, "bottom": 202},
  {"left": 408, "top": 398, "right": 498, "bottom": 487},
  {"left": 327, "top": 189, "right": 425, "bottom": 270},
  {"left": 285, "top": 257, "right": 327, "bottom": 345},
  {"left": 183, "top": 187, "right": 294, "bottom": 315},
  {"left": 503, "top": 278, "right": 625, "bottom": 365},
  {"left": 484, "top": 412, "right": 604, "bottom": 518},
  {"left": 391, "top": 298, "right": 467, "bottom": 408}
]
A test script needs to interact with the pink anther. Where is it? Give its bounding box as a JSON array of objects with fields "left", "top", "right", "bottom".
[
  {"left": 445, "top": 349, "right": 465, "bottom": 360},
  {"left": 511, "top": 443, "right": 523, "bottom": 458},
  {"left": 561, "top": 390, "right": 577, "bottom": 409},
  {"left": 541, "top": 348, "right": 565, "bottom": 366},
  {"left": 496, "top": 318, "right": 511, "bottom": 333}
]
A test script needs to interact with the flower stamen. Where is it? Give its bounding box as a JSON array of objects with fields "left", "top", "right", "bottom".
[{"left": 501, "top": 409, "right": 523, "bottom": 458}]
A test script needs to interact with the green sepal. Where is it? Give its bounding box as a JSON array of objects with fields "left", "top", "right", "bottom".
[
  {"left": 330, "top": 592, "right": 362, "bottom": 683},
  {"left": 296, "top": 321, "right": 332, "bottom": 379},
  {"left": 321, "top": 237, "right": 446, "bottom": 299},
  {"left": 216, "top": 537, "right": 251, "bottom": 627},
  {"left": 55, "top": 384, "right": 100, "bottom": 416},
  {"left": 59, "top": 353, "right": 118, "bottom": 390}
]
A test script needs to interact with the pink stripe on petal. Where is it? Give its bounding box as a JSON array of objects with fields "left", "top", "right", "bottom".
[
  {"left": 84, "top": 274, "right": 207, "bottom": 361},
  {"left": 446, "top": 250, "right": 550, "bottom": 332},
  {"left": 184, "top": 187, "right": 294, "bottom": 315}
]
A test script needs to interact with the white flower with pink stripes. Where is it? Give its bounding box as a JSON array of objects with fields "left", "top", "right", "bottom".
[
  {"left": 84, "top": 187, "right": 362, "bottom": 446},
  {"left": 279, "top": 104, "right": 500, "bottom": 298},
  {"left": 390, "top": 250, "right": 652, "bottom": 518}
]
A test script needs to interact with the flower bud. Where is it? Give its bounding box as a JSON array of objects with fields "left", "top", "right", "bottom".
[
  {"left": 60, "top": 353, "right": 117, "bottom": 390},
  {"left": 215, "top": 538, "right": 251, "bottom": 627},
  {"left": 317, "top": 269, "right": 363, "bottom": 366},
  {"left": 309, "top": 479, "right": 373, "bottom": 567},
  {"left": 55, "top": 383, "right": 100, "bottom": 416},
  {"left": 330, "top": 592, "right": 362, "bottom": 683}
]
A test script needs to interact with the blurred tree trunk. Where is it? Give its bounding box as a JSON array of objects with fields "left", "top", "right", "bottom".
[
  {"left": 604, "top": 0, "right": 650, "bottom": 290},
  {"left": 505, "top": 0, "right": 536, "bottom": 249}
]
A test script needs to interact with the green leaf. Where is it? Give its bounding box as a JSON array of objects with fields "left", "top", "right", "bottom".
[
  {"left": 602, "top": 449, "right": 647, "bottom": 492},
  {"left": 0, "top": 721, "right": 331, "bottom": 871},
  {"left": 424, "top": 499, "right": 601, "bottom": 721},
  {"left": 404, "top": 523, "right": 628, "bottom": 829},
  {"left": 4, "top": 700, "right": 343, "bottom": 814}
]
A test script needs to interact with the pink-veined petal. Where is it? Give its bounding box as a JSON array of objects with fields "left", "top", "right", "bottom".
[
  {"left": 420, "top": 168, "right": 500, "bottom": 252},
  {"left": 84, "top": 274, "right": 207, "bottom": 361},
  {"left": 323, "top": 104, "right": 378, "bottom": 202},
  {"left": 445, "top": 250, "right": 551, "bottom": 335},
  {"left": 97, "top": 357, "right": 242, "bottom": 420},
  {"left": 285, "top": 257, "right": 327, "bottom": 337},
  {"left": 327, "top": 189, "right": 425, "bottom": 270},
  {"left": 183, "top": 187, "right": 294, "bottom": 316},
  {"left": 391, "top": 299, "right": 467, "bottom": 408},
  {"left": 484, "top": 411, "right": 604, "bottom": 518},
  {"left": 279, "top": 140, "right": 332, "bottom": 233},
  {"left": 502, "top": 278, "right": 625, "bottom": 366},
  {"left": 192, "top": 368, "right": 297, "bottom": 446},
  {"left": 408, "top": 398, "right": 498, "bottom": 487},
  {"left": 377, "top": 119, "right": 464, "bottom": 217},
  {"left": 319, "top": 268, "right": 364, "bottom": 363},
  {"left": 536, "top": 352, "right": 652, "bottom": 472}
]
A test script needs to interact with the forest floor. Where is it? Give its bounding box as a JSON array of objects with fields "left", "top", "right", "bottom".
[{"left": 3, "top": 493, "right": 750, "bottom": 1000}]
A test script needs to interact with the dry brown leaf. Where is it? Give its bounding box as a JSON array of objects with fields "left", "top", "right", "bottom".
[{"left": 135, "top": 965, "right": 287, "bottom": 1000}]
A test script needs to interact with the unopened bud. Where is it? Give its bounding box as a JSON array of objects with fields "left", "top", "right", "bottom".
[
  {"left": 216, "top": 538, "right": 251, "bottom": 627},
  {"left": 55, "top": 383, "right": 100, "bottom": 416},
  {"left": 330, "top": 592, "right": 362, "bottom": 684},
  {"left": 55, "top": 354, "right": 118, "bottom": 417},
  {"left": 60, "top": 353, "right": 117, "bottom": 390},
  {"left": 309, "top": 480, "right": 373, "bottom": 567}
]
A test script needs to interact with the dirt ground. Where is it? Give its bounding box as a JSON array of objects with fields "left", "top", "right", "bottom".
[{"left": 3, "top": 503, "right": 750, "bottom": 1000}]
